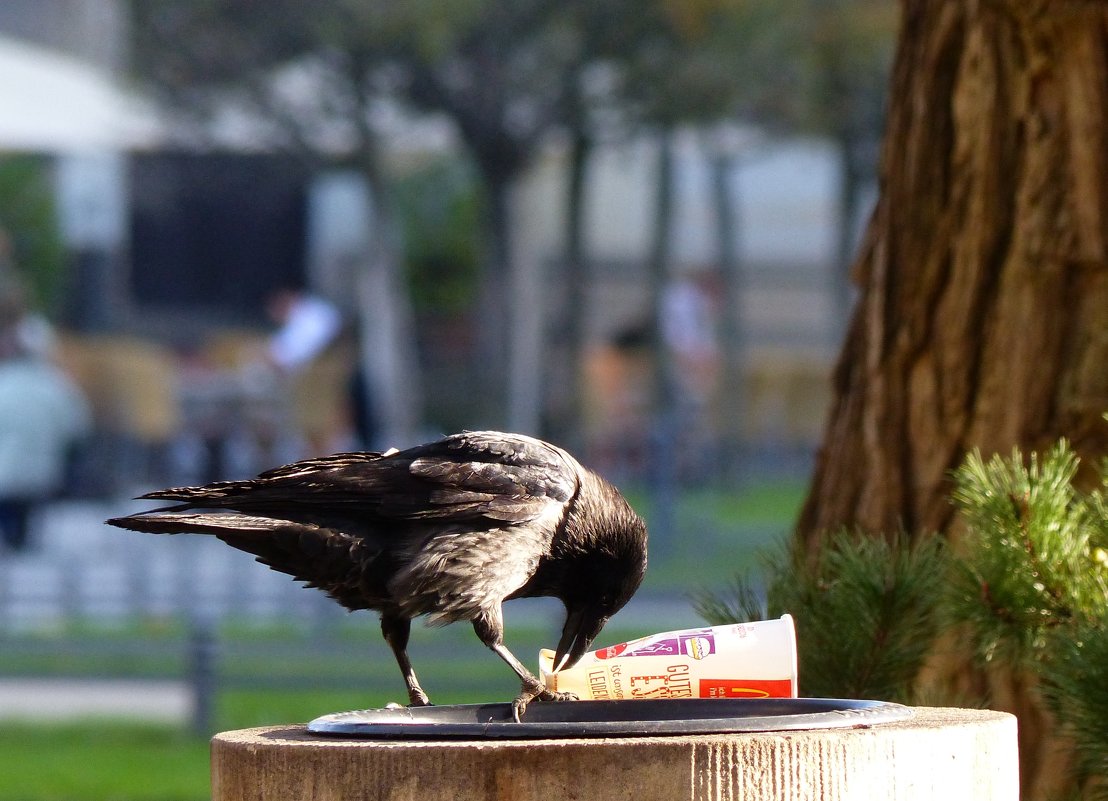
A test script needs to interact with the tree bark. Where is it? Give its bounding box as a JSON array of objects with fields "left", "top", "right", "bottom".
[
  {"left": 799, "top": 0, "right": 1108, "bottom": 546},
  {"left": 352, "top": 125, "right": 421, "bottom": 450},
  {"left": 558, "top": 129, "right": 592, "bottom": 451},
  {"left": 797, "top": 4, "right": 1108, "bottom": 798},
  {"left": 505, "top": 178, "right": 544, "bottom": 436},
  {"left": 475, "top": 171, "right": 514, "bottom": 426},
  {"left": 648, "top": 130, "right": 678, "bottom": 552},
  {"left": 712, "top": 148, "right": 745, "bottom": 481}
]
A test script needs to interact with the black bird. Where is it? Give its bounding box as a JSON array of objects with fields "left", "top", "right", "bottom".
[{"left": 107, "top": 430, "right": 647, "bottom": 718}]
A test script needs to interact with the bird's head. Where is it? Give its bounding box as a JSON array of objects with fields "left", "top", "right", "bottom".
[{"left": 552, "top": 513, "right": 648, "bottom": 673}]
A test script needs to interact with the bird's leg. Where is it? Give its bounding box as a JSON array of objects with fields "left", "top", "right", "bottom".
[
  {"left": 473, "top": 608, "right": 577, "bottom": 722},
  {"left": 381, "top": 614, "right": 431, "bottom": 706}
]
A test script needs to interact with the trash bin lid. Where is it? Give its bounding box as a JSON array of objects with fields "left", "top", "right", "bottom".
[{"left": 307, "top": 697, "right": 912, "bottom": 739}]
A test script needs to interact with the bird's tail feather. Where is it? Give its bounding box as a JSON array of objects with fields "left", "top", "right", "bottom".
[
  {"left": 133, "top": 481, "right": 257, "bottom": 506},
  {"left": 107, "top": 511, "right": 277, "bottom": 537},
  {"left": 106, "top": 512, "right": 379, "bottom": 609}
]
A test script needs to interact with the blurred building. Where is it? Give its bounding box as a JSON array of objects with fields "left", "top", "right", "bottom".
[
  {"left": 0, "top": 0, "right": 127, "bottom": 71},
  {"left": 0, "top": 3, "right": 873, "bottom": 484},
  {"left": 507, "top": 129, "right": 865, "bottom": 474}
]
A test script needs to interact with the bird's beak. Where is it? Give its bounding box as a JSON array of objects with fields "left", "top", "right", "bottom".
[{"left": 553, "top": 606, "right": 607, "bottom": 673}]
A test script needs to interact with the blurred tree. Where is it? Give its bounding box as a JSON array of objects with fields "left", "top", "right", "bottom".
[
  {"left": 129, "top": 0, "right": 423, "bottom": 446},
  {"left": 582, "top": 0, "right": 892, "bottom": 478},
  {"left": 538, "top": 0, "right": 801, "bottom": 541},
  {"left": 392, "top": 156, "right": 482, "bottom": 316},
  {"left": 792, "top": 0, "right": 897, "bottom": 332},
  {"left": 129, "top": 0, "right": 893, "bottom": 444},
  {"left": 797, "top": 2, "right": 1108, "bottom": 797},
  {"left": 372, "top": 0, "right": 580, "bottom": 431},
  {"left": 617, "top": 0, "right": 797, "bottom": 488},
  {"left": 0, "top": 156, "right": 65, "bottom": 312},
  {"left": 133, "top": 0, "right": 650, "bottom": 433}
]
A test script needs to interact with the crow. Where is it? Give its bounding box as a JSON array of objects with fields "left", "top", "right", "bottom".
[{"left": 107, "top": 430, "right": 648, "bottom": 719}]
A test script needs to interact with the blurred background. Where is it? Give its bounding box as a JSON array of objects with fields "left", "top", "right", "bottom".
[{"left": 0, "top": 0, "right": 895, "bottom": 791}]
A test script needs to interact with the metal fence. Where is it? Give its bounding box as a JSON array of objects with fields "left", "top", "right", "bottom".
[
  {"left": 0, "top": 497, "right": 752, "bottom": 733},
  {"left": 0, "top": 499, "right": 373, "bottom": 732},
  {"left": 0, "top": 499, "right": 348, "bottom": 628}
]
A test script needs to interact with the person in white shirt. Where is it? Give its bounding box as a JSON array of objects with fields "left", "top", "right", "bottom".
[
  {"left": 262, "top": 288, "right": 359, "bottom": 456},
  {"left": 265, "top": 289, "right": 343, "bottom": 373}
]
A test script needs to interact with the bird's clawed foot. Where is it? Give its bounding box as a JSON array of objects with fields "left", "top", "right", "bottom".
[
  {"left": 511, "top": 681, "right": 579, "bottom": 722},
  {"left": 385, "top": 689, "right": 431, "bottom": 710}
]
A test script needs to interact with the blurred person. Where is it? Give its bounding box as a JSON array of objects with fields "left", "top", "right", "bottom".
[
  {"left": 660, "top": 271, "right": 724, "bottom": 478},
  {"left": 0, "top": 276, "right": 91, "bottom": 552},
  {"left": 661, "top": 271, "right": 722, "bottom": 396},
  {"left": 265, "top": 287, "right": 343, "bottom": 374},
  {"left": 583, "top": 325, "right": 653, "bottom": 477},
  {"left": 261, "top": 287, "right": 366, "bottom": 455},
  {"left": 661, "top": 270, "right": 723, "bottom": 425}
]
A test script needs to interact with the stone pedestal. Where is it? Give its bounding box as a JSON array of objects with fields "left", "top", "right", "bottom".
[{"left": 211, "top": 707, "right": 1018, "bottom": 800}]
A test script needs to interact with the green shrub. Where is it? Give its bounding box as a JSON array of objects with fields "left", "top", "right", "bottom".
[
  {"left": 948, "top": 442, "right": 1108, "bottom": 664},
  {"left": 695, "top": 529, "right": 947, "bottom": 701},
  {"left": 698, "top": 435, "right": 1108, "bottom": 798}
]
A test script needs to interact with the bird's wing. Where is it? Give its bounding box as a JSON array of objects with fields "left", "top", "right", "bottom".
[
  {"left": 382, "top": 431, "right": 578, "bottom": 524},
  {"left": 378, "top": 434, "right": 580, "bottom": 622},
  {"left": 112, "top": 432, "right": 590, "bottom": 624},
  {"left": 134, "top": 431, "right": 579, "bottom": 531}
]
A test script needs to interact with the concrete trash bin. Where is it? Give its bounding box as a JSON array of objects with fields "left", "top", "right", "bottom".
[{"left": 211, "top": 706, "right": 1018, "bottom": 801}]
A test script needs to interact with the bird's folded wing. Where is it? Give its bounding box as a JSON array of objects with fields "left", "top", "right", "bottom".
[
  {"left": 376, "top": 432, "right": 577, "bottom": 524},
  {"left": 134, "top": 432, "right": 578, "bottom": 529}
]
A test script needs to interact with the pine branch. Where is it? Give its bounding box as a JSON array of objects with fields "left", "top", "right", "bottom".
[
  {"left": 692, "top": 571, "right": 768, "bottom": 625},
  {"left": 1041, "top": 614, "right": 1108, "bottom": 799},
  {"left": 950, "top": 441, "right": 1108, "bottom": 665},
  {"left": 696, "top": 530, "right": 947, "bottom": 701}
]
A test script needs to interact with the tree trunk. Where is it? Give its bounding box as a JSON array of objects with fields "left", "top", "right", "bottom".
[
  {"left": 505, "top": 177, "right": 544, "bottom": 436},
  {"left": 830, "top": 132, "right": 868, "bottom": 340},
  {"left": 649, "top": 130, "right": 678, "bottom": 421},
  {"left": 799, "top": 0, "right": 1108, "bottom": 546},
  {"left": 797, "top": 3, "right": 1108, "bottom": 798},
  {"left": 479, "top": 167, "right": 545, "bottom": 436},
  {"left": 352, "top": 147, "right": 422, "bottom": 450},
  {"left": 557, "top": 129, "right": 592, "bottom": 451},
  {"left": 474, "top": 171, "right": 514, "bottom": 427},
  {"left": 711, "top": 148, "right": 744, "bottom": 481},
  {"left": 648, "top": 130, "right": 678, "bottom": 552}
]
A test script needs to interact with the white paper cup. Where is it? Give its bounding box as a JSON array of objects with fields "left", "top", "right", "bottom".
[{"left": 539, "top": 615, "right": 798, "bottom": 700}]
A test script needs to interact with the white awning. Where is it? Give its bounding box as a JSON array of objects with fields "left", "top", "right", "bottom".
[{"left": 0, "top": 34, "right": 159, "bottom": 152}]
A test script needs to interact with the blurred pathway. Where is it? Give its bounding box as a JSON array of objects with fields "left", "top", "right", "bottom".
[{"left": 0, "top": 677, "right": 190, "bottom": 722}]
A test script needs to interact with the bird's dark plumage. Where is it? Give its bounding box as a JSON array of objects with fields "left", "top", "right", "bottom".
[{"left": 106, "top": 431, "right": 648, "bottom": 717}]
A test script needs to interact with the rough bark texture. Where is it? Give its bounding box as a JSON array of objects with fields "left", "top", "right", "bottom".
[
  {"left": 799, "top": 0, "right": 1108, "bottom": 544},
  {"left": 797, "top": 3, "right": 1108, "bottom": 798}
]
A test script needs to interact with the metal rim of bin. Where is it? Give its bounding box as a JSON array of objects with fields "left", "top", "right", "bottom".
[{"left": 307, "top": 697, "right": 913, "bottom": 739}]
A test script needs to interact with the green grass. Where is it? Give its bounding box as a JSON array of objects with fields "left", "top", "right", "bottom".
[
  {"left": 629, "top": 478, "right": 806, "bottom": 594},
  {"left": 0, "top": 621, "right": 742, "bottom": 801},
  {"left": 0, "top": 723, "right": 210, "bottom": 801},
  {"left": 0, "top": 686, "right": 517, "bottom": 801}
]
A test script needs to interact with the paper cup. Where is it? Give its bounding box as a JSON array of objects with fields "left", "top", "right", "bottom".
[{"left": 539, "top": 615, "right": 798, "bottom": 700}]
